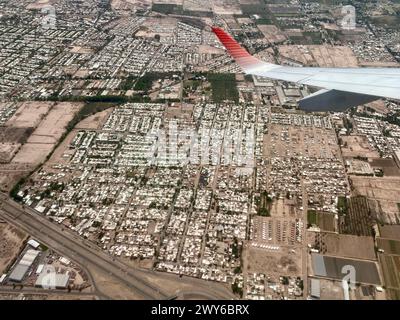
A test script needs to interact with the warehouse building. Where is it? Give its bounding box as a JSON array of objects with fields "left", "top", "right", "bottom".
[
  {"left": 8, "top": 249, "right": 40, "bottom": 282},
  {"left": 35, "top": 265, "right": 70, "bottom": 289}
]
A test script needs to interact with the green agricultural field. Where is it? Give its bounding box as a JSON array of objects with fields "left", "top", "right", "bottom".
[
  {"left": 152, "top": 3, "right": 183, "bottom": 15},
  {"left": 337, "top": 196, "right": 347, "bottom": 215},
  {"left": 207, "top": 73, "right": 239, "bottom": 103},
  {"left": 307, "top": 210, "right": 318, "bottom": 226}
]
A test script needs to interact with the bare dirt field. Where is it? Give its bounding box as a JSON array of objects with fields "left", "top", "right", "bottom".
[
  {"left": 308, "top": 45, "right": 358, "bottom": 67},
  {"left": 379, "top": 225, "right": 400, "bottom": 240},
  {"left": 69, "top": 46, "right": 94, "bottom": 55},
  {"left": 198, "top": 45, "right": 225, "bottom": 55},
  {"left": 278, "top": 45, "right": 358, "bottom": 67},
  {"left": 269, "top": 198, "right": 298, "bottom": 217},
  {"left": 341, "top": 135, "right": 380, "bottom": 158},
  {"left": 12, "top": 102, "right": 82, "bottom": 166},
  {"left": 27, "top": 102, "right": 82, "bottom": 145},
  {"left": 351, "top": 176, "right": 400, "bottom": 224},
  {"left": 142, "top": 16, "right": 177, "bottom": 29},
  {"left": 365, "top": 100, "right": 390, "bottom": 115},
  {"left": 26, "top": 0, "right": 53, "bottom": 9},
  {"left": 0, "top": 143, "right": 20, "bottom": 163},
  {"left": 153, "top": 0, "right": 182, "bottom": 4},
  {"left": 142, "top": 270, "right": 235, "bottom": 299},
  {"left": 213, "top": 0, "right": 242, "bottom": 15},
  {"left": 370, "top": 159, "right": 400, "bottom": 177},
  {"left": 310, "top": 278, "right": 344, "bottom": 300},
  {"left": 111, "top": 0, "right": 151, "bottom": 10},
  {"left": 0, "top": 170, "right": 30, "bottom": 192},
  {"left": 0, "top": 101, "right": 83, "bottom": 191},
  {"left": 246, "top": 245, "right": 302, "bottom": 276},
  {"left": 12, "top": 143, "right": 55, "bottom": 165},
  {"left": 258, "top": 25, "right": 287, "bottom": 43},
  {"left": 6, "top": 102, "right": 53, "bottom": 128},
  {"left": 0, "top": 222, "right": 27, "bottom": 274},
  {"left": 184, "top": 0, "right": 212, "bottom": 11}
]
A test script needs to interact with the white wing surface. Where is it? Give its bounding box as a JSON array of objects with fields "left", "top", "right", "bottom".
[{"left": 212, "top": 27, "right": 400, "bottom": 111}]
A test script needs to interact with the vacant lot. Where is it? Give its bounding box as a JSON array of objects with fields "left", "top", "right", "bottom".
[
  {"left": 12, "top": 102, "right": 82, "bottom": 166},
  {"left": 257, "top": 25, "right": 286, "bottom": 43},
  {"left": 269, "top": 198, "right": 298, "bottom": 217},
  {"left": 246, "top": 246, "right": 301, "bottom": 277},
  {"left": 351, "top": 177, "right": 400, "bottom": 224},
  {"left": 6, "top": 102, "right": 53, "bottom": 128},
  {"left": 0, "top": 101, "right": 83, "bottom": 191},
  {"left": 12, "top": 143, "right": 55, "bottom": 165},
  {"left": 370, "top": 159, "right": 400, "bottom": 177},
  {"left": 308, "top": 45, "right": 358, "bottom": 67},
  {"left": 27, "top": 102, "right": 82, "bottom": 144},
  {"left": 278, "top": 45, "right": 358, "bottom": 67},
  {"left": 379, "top": 225, "right": 400, "bottom": 240},
  {"left": 213, "top": 0, "right": 242, "bottom": 14},
  {"left": 0, "top": 143, "right": 20, "bottom": 163},
  {"left": 341, "top": 135, "right": 379, "bottom": 158},
  {"left": 0, "top": 222, "right": 27, "bottom": 274}
]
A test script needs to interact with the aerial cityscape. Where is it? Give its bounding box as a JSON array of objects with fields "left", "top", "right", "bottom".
[{"left": 0, "top": 0, "right": 400, "bottom": 303}]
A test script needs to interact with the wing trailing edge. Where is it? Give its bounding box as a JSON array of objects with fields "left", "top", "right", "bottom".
[{"left": 299, "top": 89, "right": 379, "bottom": 112}]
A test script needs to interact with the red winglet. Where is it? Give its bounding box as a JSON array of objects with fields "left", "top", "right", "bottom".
[{"left": 212, "top": 27, "right": 260, "bottom": 70}]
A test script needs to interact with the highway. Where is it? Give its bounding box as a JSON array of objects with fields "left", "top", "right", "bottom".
[{"left": 0, "top": 193, "right": 168, "bottom": 300}]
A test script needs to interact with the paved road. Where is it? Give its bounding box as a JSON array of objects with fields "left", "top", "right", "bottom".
[
  {"left": 0, "top": 194, "right": 235, "bottom": 300},
  {"left": 0, "top": 194, "right": 168, "bottom": 300},
  {"left": 0, "top": 286, "right": 96, "bottom": 297}
]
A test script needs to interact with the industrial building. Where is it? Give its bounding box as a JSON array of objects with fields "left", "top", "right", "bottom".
[
  {"left": 8, "top": 249, "right": 40, "bottom": 282},
  {"left": 35, "top": 265, "right": 70, "bottom": 289}
]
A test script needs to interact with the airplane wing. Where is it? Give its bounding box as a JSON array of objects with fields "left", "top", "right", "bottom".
[{"left": 212, "top": 27, "right": 400, "bottom": 111}]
